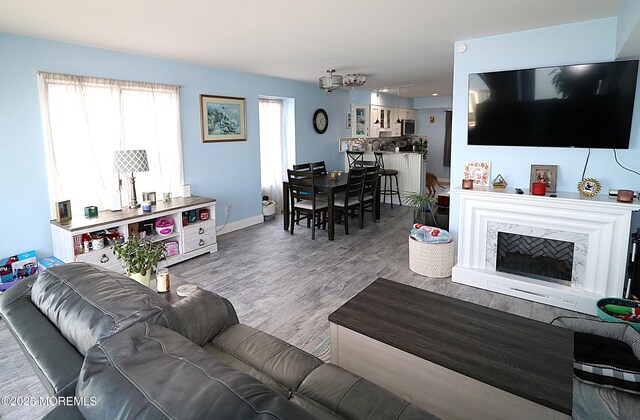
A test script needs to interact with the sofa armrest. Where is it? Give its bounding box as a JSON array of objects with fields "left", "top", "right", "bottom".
[
  {"left": 0, "top": 277, "right": 83, "bottom": 397},
  {"left": 171, "top": 287, "right": 239, "bottom": 346}
]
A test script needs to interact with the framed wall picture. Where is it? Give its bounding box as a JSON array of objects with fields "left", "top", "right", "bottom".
[
  {"left": 56, "top": 200, "right": 72, "bottom": 223},
  {"left": 200, "top": 94, "right": 246, "bottom": 142},
  {"left": 530, "top": 164, "right": 557, "bottom": 193}
]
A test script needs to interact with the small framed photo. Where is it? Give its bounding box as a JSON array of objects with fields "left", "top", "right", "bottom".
[
  {"left": 530, "top": 164, "right": 557, "bottom": 193},
  {"left": 346, "top": 113, "right": 352, "bottom": 129},
  {"left": 56, "top": 200, "right": 72, "bottom": 223},
  {"left": 142, "top": 192, "right": 156, "bottom": 205},
  {"left": 200, "top": 94, "right": 246, "bottom": 143}
]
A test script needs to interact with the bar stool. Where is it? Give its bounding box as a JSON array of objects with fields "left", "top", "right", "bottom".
[
  {"left": 374, "top": 152, "right": 401, "bottom": 208},
  {"left": 346, "top": 151, "right": 364, "bottom": 168}
]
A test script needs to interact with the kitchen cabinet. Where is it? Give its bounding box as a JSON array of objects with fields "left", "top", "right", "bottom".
[
  {"left": 351, "top": 104, "right": 370, "bottom": 137},
  {"left": 369, "top": 105, "right": 380, "bottom": 137},
  {"left": 352, "top": 104, "right": 417, "bottom": 138},
  {"left": 50, "top": 196, "right": 217, "bottom": 273}
]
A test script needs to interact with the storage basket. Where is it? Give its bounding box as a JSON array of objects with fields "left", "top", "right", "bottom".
[
  {"left": 155, "top": 217, "right": 175, "bottom": 236},
  {"left": 408, "top": 236, "right": 455, "bottom": 278}
]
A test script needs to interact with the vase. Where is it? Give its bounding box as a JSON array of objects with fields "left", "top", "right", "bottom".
[{"left": 128, "top": 271, "right": 151, "bottom": 287}]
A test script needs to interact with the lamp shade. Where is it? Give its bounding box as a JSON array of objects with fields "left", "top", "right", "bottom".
[{"left": 113, "top": 150, "right": 149, "bottom": 173}]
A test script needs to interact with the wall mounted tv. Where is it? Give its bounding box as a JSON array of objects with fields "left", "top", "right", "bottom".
[{"left": 468, "top": 60, "right": 638, "bottom": 148}]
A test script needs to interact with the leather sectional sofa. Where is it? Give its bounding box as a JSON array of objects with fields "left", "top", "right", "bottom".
[{"left": 0, "top": 263, "right": 437, "bottom": 419}]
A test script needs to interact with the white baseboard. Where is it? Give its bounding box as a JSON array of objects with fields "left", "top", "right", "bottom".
[{"left": 217, "top": 215, "right": 264, "bottom": 235}]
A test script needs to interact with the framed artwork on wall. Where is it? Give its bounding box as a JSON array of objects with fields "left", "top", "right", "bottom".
[
  {"left": 529, "top": 164, "right": 557, "bottom": 193},
  {"left": 200, "top": 94, "right": 246, "bottom": 142}
]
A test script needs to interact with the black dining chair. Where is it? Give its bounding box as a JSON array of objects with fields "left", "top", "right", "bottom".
[
  {"left": 310, "top": 161, "right": 327, "bottom": 175},
  {"left": 346, "top": 151, "right": 364, "bottom": 168},
  {"left": 333, "top": 167, "right": 366, "bottom": 235},
  {"left": 287, "top": 168, "right": 327, "bottom": 240},
  {"left": 293, "top": 163, "right": 311, "bottom": 170},
  {"left": 374, "top": 152, "right": 401, "bottom": 208},
  {"left": 359, "top": 165, "right": 380, "bottom": 228}
]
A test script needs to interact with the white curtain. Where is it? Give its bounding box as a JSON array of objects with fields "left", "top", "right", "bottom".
[
  {"left": 38, "top": 72, "right": 184, "bottom": 217},
  {"left": 259, "top": 98, "right": 290, "bottom": 213}
]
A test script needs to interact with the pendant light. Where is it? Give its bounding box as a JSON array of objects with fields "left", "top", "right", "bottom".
[
  {"left": 396, "top": 87, "right": 402, "bottom": 124},
  {"left": 374, "top": 91, "right": 380, "bottom": 125}
]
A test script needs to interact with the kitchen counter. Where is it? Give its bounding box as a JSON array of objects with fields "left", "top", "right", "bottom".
[{"left": 343, "top": 152, "right": 424, "bottom": 204}]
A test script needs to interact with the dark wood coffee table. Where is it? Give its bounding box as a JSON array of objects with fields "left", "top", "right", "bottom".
[{"left": 328, "top": 278, "right": 573, "bottom": 419}]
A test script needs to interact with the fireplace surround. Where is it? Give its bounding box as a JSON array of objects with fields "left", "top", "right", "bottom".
[{"left": 453, "top": 187, "right": 640, "bottom": 315}]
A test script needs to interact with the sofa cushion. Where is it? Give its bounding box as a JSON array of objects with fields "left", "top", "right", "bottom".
[
  {"left": 208, "top": 324, "right": 324, "bottom": 393},
  {"left": 292, "top": 363, "right": 439, "bottom": 420},
  {"left": 76, "top": 322, "right": 315, "bottom": 420},
  {"left": 30, "top": 263, "right": 182, "bottom": 356},
  {"left": 171, "top": 286, "right": 238, "bottom": 346},
  {"left": 0, "top": 277, "right": 83, "bottom": 397}
]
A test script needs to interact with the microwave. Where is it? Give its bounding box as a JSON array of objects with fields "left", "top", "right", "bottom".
[{"left": 401, "top": 119, "right": 415, "bottom": 136}]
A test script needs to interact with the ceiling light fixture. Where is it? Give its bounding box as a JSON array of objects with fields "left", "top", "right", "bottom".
[
  {"left": 396, "top": 87, "right": 402, "bottom": 124},
  {"left": 432, "top": 93, "right": 439, "bottom": 96},
  {"left": 319, "top": 69, "right": 343, "bottom": 92},
  {"left": 374, "top": 91, "right": 380, "bottom": 125},
  {"left": 343, "top": 74, "right": 367, "bottom": 87}
]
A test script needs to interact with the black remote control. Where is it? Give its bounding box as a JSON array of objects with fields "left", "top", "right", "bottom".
[{"left": 515, "top": 188, "right": 524, "bottom": 194}]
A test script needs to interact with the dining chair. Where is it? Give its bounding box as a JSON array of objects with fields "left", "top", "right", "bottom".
[
  {"left": 310, "top": 161, "right": 327, "bottom": 175},
  {"left": 287, "top": 168, "right": 327, "bottom": 240},
  {"left": 359, "top": 165, "right": 380, "bottom": 228},
  {"left": 346, "top": 151, "right": 364, "bottom": 168},
  {"left": 293, "top": 163, "right": 311, "bottom": 170},
  {"left": 333, "top": 167, "right": 366, "bottom": 235},
  {"left": 374, "top": 152, "right": 401, "bottom": 208}
]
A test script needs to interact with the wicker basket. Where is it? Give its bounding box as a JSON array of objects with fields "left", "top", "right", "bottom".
[{"left": 408, "top": 236, "right": 455, "bottom": 278}]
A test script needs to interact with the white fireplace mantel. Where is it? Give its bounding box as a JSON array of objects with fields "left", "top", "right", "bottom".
[{"left": 452, "top": 187, "right": 640, "bottom": 315}]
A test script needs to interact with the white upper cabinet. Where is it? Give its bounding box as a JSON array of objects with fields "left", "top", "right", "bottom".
[
  {"left": 351, "top": 105, "right": 370, "bottom": 137},
  {"left": 351, "top": 104, "right": 416, "bottom": 138}
]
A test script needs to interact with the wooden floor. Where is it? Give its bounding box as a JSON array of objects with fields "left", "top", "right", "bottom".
[{"left": 1, "top": 203, "right": 639, "bottom": 419}]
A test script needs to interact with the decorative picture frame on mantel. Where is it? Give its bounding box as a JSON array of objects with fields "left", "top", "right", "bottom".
[
  {"left": 200, "top": 94, "right": 246, "bottom": 143},
  {"left": 529, "top": 164, "right": 557, "bottom": 193}
]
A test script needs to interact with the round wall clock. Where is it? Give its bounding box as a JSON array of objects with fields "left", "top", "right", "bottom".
[{"left": 313, "top": 109, "right": 328, "bottom": 134}]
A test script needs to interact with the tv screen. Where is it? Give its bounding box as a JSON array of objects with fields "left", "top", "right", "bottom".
[{"left": 468, "top": 60, "right": 639, "bottom": 148}]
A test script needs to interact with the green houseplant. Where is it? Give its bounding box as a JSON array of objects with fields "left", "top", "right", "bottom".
[
  {"left": 403, "top": 192, "right": 439, "bottom": 227},
  {"left": 113, "top": 235, "right": 164, "bottom": 287}
]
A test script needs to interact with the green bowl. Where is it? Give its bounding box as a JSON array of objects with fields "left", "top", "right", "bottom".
[{"left": 596, "top": 297, "right": 640, "bottom": 332}]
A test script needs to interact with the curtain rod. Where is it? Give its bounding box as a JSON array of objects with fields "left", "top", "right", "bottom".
[{"left": 35, "top": 71, "right": 183, "bottom": 88}]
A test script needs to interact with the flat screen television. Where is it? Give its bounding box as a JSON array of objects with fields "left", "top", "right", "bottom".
[{"left": 468, "top": 60, "right": 639, "bottom": 148}]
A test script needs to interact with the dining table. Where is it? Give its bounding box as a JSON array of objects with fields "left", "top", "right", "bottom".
[{"left": 282, "top": 171, "right": 381, "bottom": 241}]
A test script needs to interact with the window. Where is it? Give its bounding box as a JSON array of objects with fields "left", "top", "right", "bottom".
[
  {"left": 259, "top": 97, "right": 295, "bottom": 212},
  {"left": 38, "top": 72, "right": 183, "bottom": 216}
]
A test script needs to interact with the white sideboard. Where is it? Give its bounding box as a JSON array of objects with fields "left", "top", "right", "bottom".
[{"left": 50, "top": 196, "right": 217, "bottom": 273}]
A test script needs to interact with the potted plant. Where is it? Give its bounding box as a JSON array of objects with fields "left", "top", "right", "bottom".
[
  {"left": 113, "top": 235, "right": 164, "bottom": 287},
  {"left": 403, "top": 192, "right": 439, "bottom": 227}
]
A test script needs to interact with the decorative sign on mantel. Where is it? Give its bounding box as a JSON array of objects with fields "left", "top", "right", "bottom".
[{"left": 463, "top": 161, "right": 491, "bottom": 186}]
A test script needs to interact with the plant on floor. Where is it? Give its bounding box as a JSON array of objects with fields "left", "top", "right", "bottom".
[
  {"left": 403, "top": 192, "right": 439, "bottom": 227},
  {"left": 113, "top": 235, "right": 164, "bottom": 277}
]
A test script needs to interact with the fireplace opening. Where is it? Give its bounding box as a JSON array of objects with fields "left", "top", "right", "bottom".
[{"left": 496, "top": 232, "right": 574, "bottom": 286}]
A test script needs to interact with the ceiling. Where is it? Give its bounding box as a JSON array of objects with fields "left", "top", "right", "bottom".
[{"left": 0, "top": 0, "right": 623, "bottom": 97}]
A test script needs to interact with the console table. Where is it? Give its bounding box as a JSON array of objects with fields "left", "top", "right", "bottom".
[
  {"left": 50, "top": 196, "right": 217, "bottom": 273},
  {"left": 329, "top": 278, "right": 573, "bottom": 420}
]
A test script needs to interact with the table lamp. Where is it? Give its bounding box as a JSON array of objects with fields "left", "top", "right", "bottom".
[{"left": 113, "top": 150, "right": 149, "bottom": 209}]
